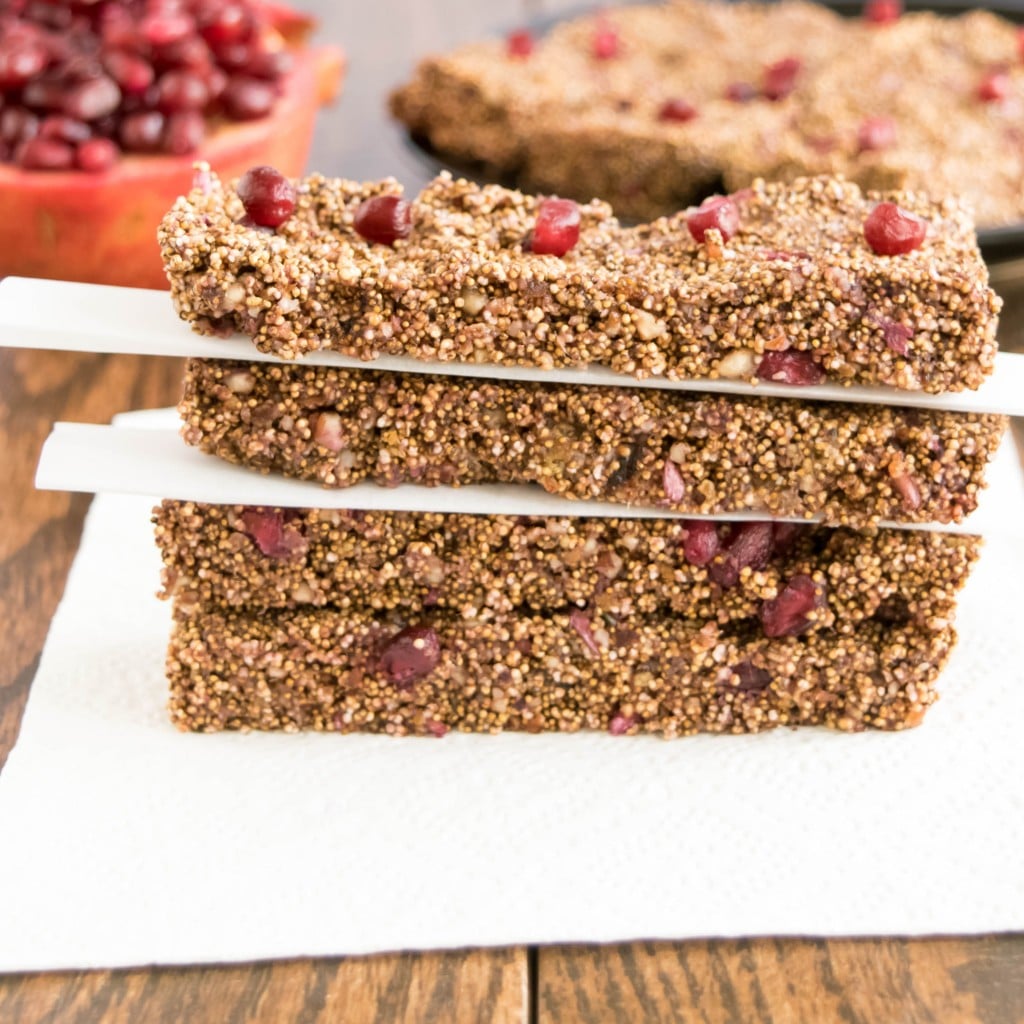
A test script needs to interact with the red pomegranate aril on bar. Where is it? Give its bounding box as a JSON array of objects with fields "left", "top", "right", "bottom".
[
  {"left": 592, "top": 23, "right": 619, "bottom": 59},
  {"left": 16, "top": 136, "right": 74, "bottom": 170},
  {"left": 686, "top": 195, "right": 739, "bottom": 243},
  {"left": 763, "top": 57, "right": 801, "bottom": 101},
  {"left": 864, "top": 202, "right": 927, "bottom": 255},
  {"left": 756, "top": 350, "right": 825, "bottom": 385},
  {"left": 379, "top": 625, "right": 442, "bottom": 688},
  {"left": 978, "top": 69, "right": 1011, "bottom": 103},
  {"left": 863, "top": 0, "right": 902, "bottom": 24},
  {"left": 530, "top": 197, "right": 581, "bottom": 257},
  {"left": 507, "top": 29, "right": 534, "bottom": 58},
  {"left": 658, "top": 98, "right": 698, "bottom": 123},
  {"left": 761, "top": 575, "right": 827, "bottom": 637},
  {"left": 725, "top": 81, "right": 758, "bottom": 102},
  {"left": 237, "top": 165, "right": 296, "bottom": 227},
  {"left": 682, "top": 520, "right": 720, "bottom": 567},
  {"left": 75, "top": 136, "right": 118, "bottom": 172},
  {"left": 663, "top": 459, "right": 685, "bottom": 502},
  {"left": 354, "top": 194, "right": 413, "bottom": 245},
  {"left": 857, "top": 115, "right": 896, "bottom": 152},
  {"left": 710, "top": 523, "right": 774, "bottom": 588}
]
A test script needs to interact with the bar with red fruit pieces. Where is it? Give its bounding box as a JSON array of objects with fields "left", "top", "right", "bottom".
[
  {"left": 391, "top": 0, "right": 1024, "bottom": 229},
  {"left": 156, "top": 503, "right": 980, "bottom": 736}
]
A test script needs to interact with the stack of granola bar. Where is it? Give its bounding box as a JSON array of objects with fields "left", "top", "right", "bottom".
[{"left": 153, "top": 167, "right": 1006, "bottom": 737}]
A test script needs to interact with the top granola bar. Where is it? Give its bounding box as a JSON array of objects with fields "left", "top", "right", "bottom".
[
  {"left": 159, "top": 168, "right": 999, "bottom": 393},
  {"left": 392, "top": 0, "right": 1024, "bottom": 230}
]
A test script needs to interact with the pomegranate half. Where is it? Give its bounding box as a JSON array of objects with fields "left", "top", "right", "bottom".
[{"left": 0, "top": 44, "right": 343, "bottom": 290}]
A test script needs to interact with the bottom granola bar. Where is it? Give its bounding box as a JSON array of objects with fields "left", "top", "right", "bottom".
[{"left": 167, "top": 606, "right": 956, "bottom": 736}]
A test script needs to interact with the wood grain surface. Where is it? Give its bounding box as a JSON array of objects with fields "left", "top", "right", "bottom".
[{"left": 1, "top": 1, "right": 1022, "bottom": 1022}]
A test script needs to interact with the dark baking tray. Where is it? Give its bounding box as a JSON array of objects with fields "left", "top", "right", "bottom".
[{"left": 401, "top": 0, "right": 1024, "bottom": 263}]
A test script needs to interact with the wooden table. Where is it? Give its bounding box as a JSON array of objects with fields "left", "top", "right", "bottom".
[{"left": 1, "top": 3, "right": 1022, "bottom": 1020}]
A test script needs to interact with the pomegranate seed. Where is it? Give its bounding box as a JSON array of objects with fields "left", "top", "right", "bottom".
[
  {"left": 140, "top": 13, "right": 195, "bottom": 47},
  {"left": 725, "top": 81, "right": 758, "bottom": 102},
  {"left": 222, "top": 76, "right": 274, "bottom": 119},
  {"left": 658, "top": 98, "right": 698, "bottom": 123},
  {"left": 63, "top": 76, "right": 121, "bottom": 121},
  {"left": 211, "top": 40, "right": 255, "bottom": 73},
  {"left": 38, "top": 116, "right": 90, "bottom": 144},
  {"left": 857, "top": 116, "right": 896, "bottom": 152},
  {"left": 153, "top": 33, "right": 211, "bottom": 69},
  {"left": 863, "top": 0, "right": 902, "bottom": 24},
  {"left": 663, "top": 459, "right": 685, "bottom": 502},
  {"left": 155, "top": 70, "right": 209, "bottom": 111},
  {"left": 770, "top": 522, "right": 803, "bottom": 556},
  {"left": 15, "top": 136, "right": 74, "bottom": 170},
  {"left": 729, "top": 662, "right": 771, "bottom": 692},
  {"left": 506, "top": 29, "right": 534, "bottom": 58},
  {"left": 22, "top": 78, "right": 65, "bottom": 111},
  {"left": 709, "top": 522, "right": 774, "bottom": 588},
  {"left": 763, "top": 57, "right": 802, "bottom": 101},
  {"left": 756, "top": 350, "right": 824, "bottom": 385},
  {"left": 378, "top": 625, "right": 441, "bottom": 688},
  {"left": 102, "top": 50, "right": 155, "bottom": 94},
  {"left": 247, "top": 48, "right": 293, "bottom": 81},
  {"left": 162, "top": 110, "right": 205, "bottom": 154},
  {"left": 761, "top": 574, "right": 827, "bottom": 637},
  {"left": 0, "top": 41, "right": 46, "bottom": 89},
  {"left": 881, "top": 320, "right": 913, "bottom": 356},
  {"left": 864, "top": 202, "right": 927, "bottom": 255},
  {"left": 592, "top": 23, "right": 619, "bottom": 59},
  {"left": 529, "top": 197, "right": 581, "bottom": 257},
  {"left": 353, "top": 194, "right": 413, "bottom": 245},
  {"left": 978, "top": 69, "right": 1011, "bottom": 103},
  {"left": 0, "top": 107, "right": 39, "bottom": 145},
  {"left": 425, "top": 719, "right": 449, "bottom": 738},
  {"left": 199, "top": 4, "right": 253, "bottom": 46},
  {"left": 76, "top": 137, "right": 118, "bottom": 172},
  {"left": 686, "top": 195, "right": 739, "bottom": 243},
  {"left": 891, "top": 470, "right": 921, "bottom": 511},
  {"left": 569, "top": 608, "right": 601, "bottom": 656},
  {"left": 237, "top": 165, "right": 296, "bottom": 227},
  {"left": 240, "top": 508, "right": 308, "bottom": 560},
  {"left": 682, "top": 520, "right": 720, "bottom": 567},
  {"left": 119, "top": 110, "right": 165, "bottom": 153},
  {"left": 608, "top": 712, "right": 636, "bottom": 735}
]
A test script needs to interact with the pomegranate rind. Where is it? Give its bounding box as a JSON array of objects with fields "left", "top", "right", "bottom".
[{"left": 0, "top": 46, "right": 344, "bottom": 289}]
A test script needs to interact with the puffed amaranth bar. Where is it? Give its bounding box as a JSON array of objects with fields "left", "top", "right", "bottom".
[
  {"left": 154, "top": 502, "right": 980, "bottom": 633},
  {"left": 166, "top": 605, "right": 958, "bottom": 736},
  {"left": 159, "top": 169, "right": 1000, "bottom": 393},
  {"left": 178, "top": 359, "right": 1007, "bottom": 528}
]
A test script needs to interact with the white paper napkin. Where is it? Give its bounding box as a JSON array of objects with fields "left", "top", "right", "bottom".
[{"left": 0, "top": 463, "right": 1022, "bottom": 971}]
